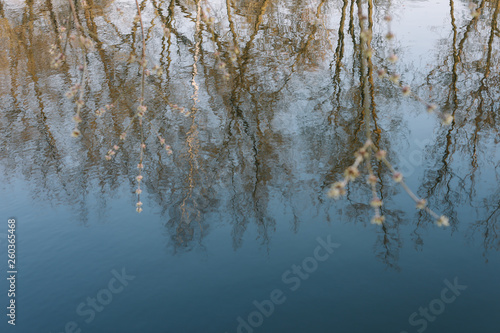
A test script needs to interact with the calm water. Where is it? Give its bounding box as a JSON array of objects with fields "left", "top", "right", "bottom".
[{"left": 0, "top": 0, "right": 499, "bottom": 332}]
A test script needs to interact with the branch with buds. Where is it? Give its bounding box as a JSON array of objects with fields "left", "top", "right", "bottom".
[{"left": 328, "top": 4, "right": 450, "bottom": 228}]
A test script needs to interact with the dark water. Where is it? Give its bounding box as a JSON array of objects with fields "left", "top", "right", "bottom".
[{"left": 0, "top": 0, "right": 499, "bottom": 332}]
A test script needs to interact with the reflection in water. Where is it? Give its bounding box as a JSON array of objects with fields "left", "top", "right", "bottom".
[{"left": 0, "top": 0, "right": 498, "bottom": 262}]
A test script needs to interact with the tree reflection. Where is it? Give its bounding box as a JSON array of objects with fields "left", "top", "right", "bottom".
[{"left": 0, "top": 0, "right": 498, "bottom": 262}]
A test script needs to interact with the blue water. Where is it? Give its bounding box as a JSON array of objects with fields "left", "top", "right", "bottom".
[
  {"left": 2, "top": 170, "right": 499, "bottom": 332},
  {"left": 1, "top": 0, "right": 499, "bottom": 332}
]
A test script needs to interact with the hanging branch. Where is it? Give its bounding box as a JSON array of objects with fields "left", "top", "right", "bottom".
[{"left": 328, "top": 1, "right": 449, "bottom": 227}]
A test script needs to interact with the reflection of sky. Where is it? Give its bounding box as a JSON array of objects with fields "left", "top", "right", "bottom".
[
  {"left": 0, "top": 0, "right": 497, "bottom": 244},
  {"left": 0, "top": 0, "right": 499, "bottom": 332},
  {"left": 394, "top": 0, "right": 454, "bottom": 64}
]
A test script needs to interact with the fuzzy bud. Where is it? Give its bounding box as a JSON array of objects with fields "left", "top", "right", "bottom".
[
  {"left": 416, "top": 199, "right": 427, "bottom": 209},
  {"left": 392, "top": 172, "right": 403, "bottom": 183},
  {"left": 371, "top": 215, "right": 385, "bottom": 225},
  {"left": 436, "top": 216, "right": 450, "bottom": 227},
  {"left": 375, "top": 150, "right": 387, "bottom": 160}
]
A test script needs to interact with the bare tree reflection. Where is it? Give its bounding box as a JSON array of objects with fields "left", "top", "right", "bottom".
[{"left": 0, "top": 0, "right": 498, "bottom": 262}]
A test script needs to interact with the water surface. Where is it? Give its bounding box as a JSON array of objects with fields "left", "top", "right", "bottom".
[{"left": 0, "top": 0, "right": 499, "bottom": 332}]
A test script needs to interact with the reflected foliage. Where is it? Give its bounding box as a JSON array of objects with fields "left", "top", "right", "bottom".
[{"left": 0, "top": 0, "right": 498, "bottom": 264}]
